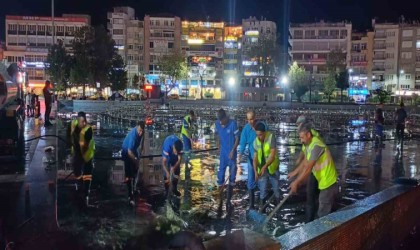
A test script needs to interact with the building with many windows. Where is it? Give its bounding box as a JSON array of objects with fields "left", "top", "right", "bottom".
[
  {"left": 397, "top": 22, "right": 420, "bottom": 92},
  {"left": 289, "top": 21, "right": 352, "bottom": 88},
  {"left": 223, "top": 25, "right": 242, "bottom": 89},
  {"left": 4, "top": 15, "right": 90, "bottom": 89},
  {"left": 181, "top": 21, "right": 224, "bottom": 99}
]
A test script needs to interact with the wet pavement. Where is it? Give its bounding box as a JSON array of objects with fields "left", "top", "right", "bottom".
[{"left": 1, "top": 102, "right": 420, "bottom": 249}]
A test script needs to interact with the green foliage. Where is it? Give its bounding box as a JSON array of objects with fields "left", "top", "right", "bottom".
[
  {"left": 411, "top": 93, "right": 419, "bottom": 105},
  {"left": 46, "top": 39, "right": 71, "bottom": 91},
  {"left": 158, "top": 52, "right": 188, "bottom": 94},
  {"left": 336, "top": 70, "right": 349, "bottom": 103},
  {"left": 204, "top": 91, "right": 214, "bottom": 98},
  {"left": 92, "top": 25, "right": 116, "bottom": 85},
  {"left": 132, "top": 74, "right": 140, "bottom": 89},
  {"left": 109, "top": 54, "right": 128, "bottom": 91},
  {"left": 375, "top": 88, "right": 392, "bottom": 104},
  {"left": 245, "top": 35, "right": 279, "bottom": 77},
  {"left": 323, "top": 72, "right": 337, "bottom": 103},
  {"left": 288, "top": 61, "right": 307, "bottom": 102},
  {"left": 327, "top": 48, "right": 346, "bottom": 73}
]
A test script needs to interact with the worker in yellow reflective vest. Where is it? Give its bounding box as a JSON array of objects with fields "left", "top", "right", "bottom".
[
  {"left": 69, "top": 111, "right": 95, "bottom": 206},
  {"left": 289, "top": 123, "right": 338, "bottom": 221},
  {"left": 253, "top": 122, "right": 280, "bottom": 209},
  {"left": 180, "top": 110, "right": 196, "bottom": 163},
  {"left": 289, "top": 116, "right": 323, "bottom": 222}
]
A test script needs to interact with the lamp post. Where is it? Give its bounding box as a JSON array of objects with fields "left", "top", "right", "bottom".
[
  {"left": 397, "top": 69, "right": 404, "bottom": 103},
  {"left": 281, "top": 76, "right": 288, "bottom": 102}
]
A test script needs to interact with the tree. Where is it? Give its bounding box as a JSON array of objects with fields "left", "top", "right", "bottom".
[
  {"left": 132, "top": 74, "right": 140, "bottom": 89},
  {"left": 289, "top": 61, "right": 307, "bottom": 102},
  {"left": 46, "top": 39, "right": 70, "bottom": 92},
  {"left": 157, "top": 52, "right": 188, "bottom": 96},
  {"left": 327, "top": 48, "right": 347, "bottom": 73},
  {"left": 323, "top": 72, "right": 336, "bottom": 103},
  {"left": 70, "top": 26, "right": 95, "bottom": 97},
  {"left": 109, "top": 54, "right": 127, "bottom": 91},
  {"left": 336, "top": 70, "right": 349, "bottom": 103},
  {"left": 245, "top": 35, "right": 279, "bottom": 77},
  {"left": 375, "top": 88, "right": 391, "bottom": 104},
  {"left": 92, "top": 25, "right": 116, "bottom": 86}
]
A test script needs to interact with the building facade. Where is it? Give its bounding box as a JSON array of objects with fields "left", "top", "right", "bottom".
[
  {"left": 181, "top": 21, "right": 224, "bottom": 99},
  {"left": 289, "top": 21, "right": 352, "bottom": 89},
  {"left": 4, "top": 15, "right": 90, "bottom": 89},
  {"left": 223, "top": 25, "right": 242, "bottom": 88},
  {"left": 144, "top": 15, "right": 181, "bottom": 84},
  {"left": 397, "top": 23, "right": 420, "bottom": 92}
]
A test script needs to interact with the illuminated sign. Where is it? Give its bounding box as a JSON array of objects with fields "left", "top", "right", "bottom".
[
  {"left": 188, "top": 39, "right": 204, "bottom": 44},
  {"left": 245, "top": 30, "right": 259, "bottom": 36},
  {"left": 242, "top": 61, "right": 258, "bottom": 66},
  {"left": 225, "top": 36, "right": 237, "bottom": 41},
  {"left": 6, "top": 15, "right": 89, "bottom": 23},
  {"left": 348, "top": 88, "right": 369, "bottom": 96},
  {"left": 145, "top": 85, "right": 153, "bottom": 90},
  {"left": 26, "top": 62, "right": 45, "bottom": 68},
  {"left": 114, "top": 45, "right": 124, "bottom": 50},
  {"left": 192, "top": 56, "right": 212, "bottom": 64},
  {"left": 244, "top": 71, "right": 259, "bottom": 76}
]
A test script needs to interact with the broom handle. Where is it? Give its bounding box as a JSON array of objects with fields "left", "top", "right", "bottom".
[{"left": 263, "top": 191, "right": 291, "bottom": 226}]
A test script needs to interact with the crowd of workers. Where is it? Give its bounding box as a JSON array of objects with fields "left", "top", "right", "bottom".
[{"left": 65, "top": 102, "right": 409, "bottom": 222}]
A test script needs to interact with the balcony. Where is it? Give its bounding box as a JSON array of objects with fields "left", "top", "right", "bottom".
[
  {"left": 373, "top": 55, "right": 386, "bottom": 60},
  {"left": 374, "top": 34, "right": 386, "bottom": 39},
  {"left": 372, "top": 67, "right": 385, "bottom": 71},
  {"left": 295, "top": 58, "right": 327, "bottom": 65},
  {"left": 350, "top": 61, "right": 368, "bottom": 67},
  {"left": 374, "top": 45, "right": 386, "bottom": 50}
]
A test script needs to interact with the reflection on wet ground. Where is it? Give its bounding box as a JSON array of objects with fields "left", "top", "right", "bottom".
[{"left": 53, "top": 110, "right": 420, "bottom": 249}]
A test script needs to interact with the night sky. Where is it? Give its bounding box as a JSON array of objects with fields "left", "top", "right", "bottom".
[{"left": 1, "top": 0, "right": 420, "bottom": 41}]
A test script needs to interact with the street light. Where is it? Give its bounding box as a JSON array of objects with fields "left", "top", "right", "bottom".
[
  {"left": 397, "top": 69, "right": 404, "bottom": 102},
  {"left": 228, "top": 77, "right": 236, "bottom": 86},
  {"left": 281, "top": 76, "right": 288, "bottom": 85}
]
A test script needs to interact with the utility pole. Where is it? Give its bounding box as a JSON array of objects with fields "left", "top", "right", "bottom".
[{"left": 52, "top": 0, "right": 55, "bottom": 45}]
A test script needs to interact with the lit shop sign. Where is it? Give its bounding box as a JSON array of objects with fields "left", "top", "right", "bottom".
[
  {"left": 26, "top": 62, "right": 45, "bottom": 68},
  {"left": 244, "top": 71, "right": 259, "bottom": 76},
  {"left": 348, "top": 88, "right": 369, "bottom": 96},
  {"left": 245, "top": 30, "right": 259, "bottom": 36},
  {"left": 188, "top": 39, "right": 204, "bottom": 44},
  {"left": 225, "top": 36, "right": 237, "bottom": 41},
  {"left": 144, "top": 85, "right": 153, "bottom": 90},
  {"left": 242, "top": 61, "right": 257, "bottom": 66}
]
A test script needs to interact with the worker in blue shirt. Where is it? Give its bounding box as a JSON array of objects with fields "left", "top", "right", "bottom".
[
  {"left": 215, "top": 108, "right": 239, "bottom": 216},
  {"left": 121, "top": 121, "right": 145, "bottom": 206},
  {"left": 162, "top": 135, "right": 184, "bottom": 197},
  {"left": 239, "top": 110, "right": 268, "bottom": 210}
]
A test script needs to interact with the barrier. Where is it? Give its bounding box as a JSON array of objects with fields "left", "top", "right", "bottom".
[{"left": 277, "top": 184, "right": 420, "bottom": 250}]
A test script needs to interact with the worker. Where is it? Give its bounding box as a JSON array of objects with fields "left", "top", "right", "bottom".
[
  {"left": 375, "top": 104, "right": 385, "bottom": 147},
  {"left": 289, "top": 123, "right": 338, "bottom": 221},
  {"left": 253, "top": 122, "right": 280, "bottom": 209},
  {"left": 25, "top": 91, "right": 31, "bottom": 117},
  {"left": 215, "top": 108, "right": 239, "bottom": 216},
  {"left": 180, "top": 110, "right": 197, "bottom": 164},
  {"left": 121, "top": 121, "right": 145, "bottom": 206},
  {"left": 43, "top": 80, "right": 53, "bottom": 126},
  {"left": 69, "top": 112, "right": 95, "bottom": 206},
  {"left": 239, "top": 110, "right": 267, "bottom": 210},
  {"left": 394, "top": 102, "right": 407, "bottom": 146},
  {"left": 162, "top": 135, "right": 184, "bottom": 198}
]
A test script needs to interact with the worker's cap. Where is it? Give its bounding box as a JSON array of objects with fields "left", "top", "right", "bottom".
[{"left": 296, "top": 115, "right": 307, "bottom": 124}]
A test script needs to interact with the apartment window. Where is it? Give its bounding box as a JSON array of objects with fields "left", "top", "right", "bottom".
[
  {"left": 340, "top": 30, "right": 348, "bottom": 38},
  {"left": 386, "top": 31, "right": 395, "bottom": 37},
  {"left": 137, "top": 45, "right": 143, "bottom": 50},
  {"left": 402, "top": 41, "right": 412, "bottom": 48},
  {"left": 155, "top": 20, "right": 160, "bottom": 26},
  {"left": 353, "top": 44, "right": 360, "bottom": 51},
  {"left": 150, "top": 42, "right": 154, "bottom": 48},
  {"left": 402, "top": 52, "right": 412, "bottom": 59},
  {"left": 330, "top": 30, "right": 339, "bottom": 38},
  {"left": 319, "top": 30, "right": 328, "bottom": 38},
  {"left": 170, "top": 21, "right": 174, "bottom": 26},
  {"left": 401, "top": 84, "right": 410, "bottom": 90},
  {"left": 403, "top": 30, "right": 413, "bottom": 37},
  {"left": 386, "top": 53, "right": 394, "bottom": 59},
  {"left": 416, "top": 41, "right": 420, "bottom": 49},
  {"left": 386, "top": 42, "right": 395, "bottom": 48},
  {"left": 8, "top": 37, "right": 17, "bottom": 46},
  {"left": 128, "top": 44, "right": 133, "bottom": 49},
  {"left": 113, "top": 18, "right": 123, "bottom": 24},
  {"left": 405, "top": 74, "right": 411, "bottom": 80},
  {"left": 128, "top": 32, "right": 133, "bottom": 38},
  {"left": 361, "top": 43, "right": 367, "bottom": 50},
  {"left": 293, "top": 30, "right": 303, "bottom": 38},
  {"left": 164, "top": 20, "right": 169, "bottom": 26},
  {"left": 139, "top": 55, "right": 144, "bottom": 61},
  {"left": 113, "top": 29, "right": 123, "bottom": 35},
  {"left": 8, "top": 24, "right": 17, "bottom": 31},
  {"left": 168, "top": 42, "right": 173, "bottom": 49},
  {"left": 304, "top": 30, "right": 315, "bottom": 38},
  {"left": 28, "top": 25, "right": 36, "bottom": 32}
]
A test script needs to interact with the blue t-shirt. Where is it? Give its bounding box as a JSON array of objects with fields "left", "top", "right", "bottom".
[
  {"left": 215, "top": 119, "right": 239, "bottom": 157},
  {"left": 162, "top": 135, "right": 182, "bottom": 159},
  {"left": 122, "top": 127, "right": 143, "bottom": 159},
  {"left": 239, "top": 123, "right": 256, "bottom": 160}
]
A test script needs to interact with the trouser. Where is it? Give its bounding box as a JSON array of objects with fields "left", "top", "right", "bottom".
[
  {"left": 247, "top": 158, "right": 256, "bottom": 190},
  {"left": 124, "top": 158, "right": 139, "bottom": 199},
  {"left": 305, "top": 173, "right": 320, "bottom": 223},
  {"left": 217, "top": 155, "right": 237, "bottom": 187},
  {"left": 258, "top": 170, "right": 280, "bottom": 200},
  {"left": 182, "top": 135, "right": 192, "bottom": 162},
  {"left": 73, "top": 156, "right": 93, "bottom": 198},
  {"left": 306, "top": 174, "right": 338, "bottom": 222},
  {"left": 396, "top": 124, "right": 405, "bottom": 143},
  {"left": 45, "top": 103, "right": 52, "bottom": 123}
]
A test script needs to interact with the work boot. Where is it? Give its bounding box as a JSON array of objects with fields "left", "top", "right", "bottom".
[
  {"left": 226, "top": 185, "right": 234, "bottom": 213},
  {"left": 172, "top": 178, "right": 181, "bottom": 197},
  {"left": 127, "top": 178, "right": 134, "bottom": 200},
  {"left": 247, "top": 189, "right": 255, "bottom": 210}
]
